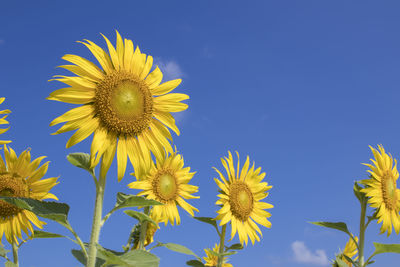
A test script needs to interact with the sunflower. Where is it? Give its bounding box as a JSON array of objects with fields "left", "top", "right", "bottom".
[
  {"left": 128, "top": 151, "right": 198, "bottom": 225},
  {"left": 340, "top": 236, "right": 358, "bottom": 267},
  {"left": 0, "top": 145, "right": 58, "bottom": 244},
  {"left": 48, "top": 31, "right": 188, "bottom": 181},
  {"left": 360, "top": 145, "right": 400, "bottom": 236},
  {"left": 0, "top": 98, "right": 11, "bottom": 145},
  {"left": 214, "top": 151, "right": 273, "bottom": 245},
  {"left": 203, "top": 243, "right": 233, "bottom": 267}
]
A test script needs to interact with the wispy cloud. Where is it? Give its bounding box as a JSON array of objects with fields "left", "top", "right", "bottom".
[
  {"left": 154, "top": 59, "right": 184, "bottom": 81},
  {"left": 291, "top": 241, "right": 329, "bottom": 266},
  {"left": 0, "top": 39, "right": 4, "bottom": 45}
]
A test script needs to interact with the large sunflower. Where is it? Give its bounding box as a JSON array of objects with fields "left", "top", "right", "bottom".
[
  {"left": 203, "top": 243, "right": 233, "bottom": 267},
  {"left": 360, "top": 145, "right": 400, "bottom": 236},
  {"left": 128, "top": 151, "right": 198, "bottom": 225},
  {"left": 214, "top": 151, "right": 273, "bottom": 245},
  {"left": 0, "top": 98, "right": 11, "bottom": 145},
  {"left": 0, "top": 145, "right": 58, "bottom": 244},
  {"left": 48, "top": 31, "right": 188, "bottom": 181}
]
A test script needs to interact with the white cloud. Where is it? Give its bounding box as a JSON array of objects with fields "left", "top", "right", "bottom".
[
  {"left": 155, "top": 59, "right": 184, "bottom": 81},
  {"left": 291, "top": 241, "right": 329, "bottom": 266}
]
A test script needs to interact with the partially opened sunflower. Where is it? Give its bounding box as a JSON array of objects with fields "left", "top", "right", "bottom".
[
  {"left": 341, "top": 236, "right": 358, "bottom": 267},
  {"left": 48, "top": 31, "right": 188, "bottom": 180},
  {"left": 361, "top": 145, "right": 400, "bottom": 236},
  {"left": 0, "top": 98, "right": 11, "bottom": 145},
  {"left": 214, "top": 151, "right": 273, "bottom": 245},
  {"left": 203, "top": 243, "right": 233, "bottom": 267},
  {"left": 0, "top": 145, "right": 58, "bottom": 244}
]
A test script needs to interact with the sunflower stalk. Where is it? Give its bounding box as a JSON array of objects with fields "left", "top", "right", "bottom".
[
  {"left": 12, "top": 241, "right": 18, "bottom": 267},
  {"left": 87, "top": 172, "right": 106, "bottom": 267},
  {"left": 358, "top": 196, "right": 367, "bottom": 267},
  {"left": 138, "top": 207, "right": 150, "bottom": 250},
  {"left": 217, "top": 224, "right": 227, "bottom": 267}
]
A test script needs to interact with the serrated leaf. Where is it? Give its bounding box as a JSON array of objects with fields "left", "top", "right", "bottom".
[
  {"left": 67, "top": 153, "right": 92, "bottom": 171},
  {"left": 0, "top": 197, "right": 69, "bottom": 225},
  {"left": 193, "top": 217, "right": 219, "bottom": 234},
  {"left": 310, "top": 221, "right": 352, "bottom": 237},
  {"left": 124, "top": 210, "right": 157, "bottom": 226},
  {"left": 372, "top": 242, "right": 400, "bottom": 256},
  {"left": 71, "top": 249, "right": 105, "bottom": 267},
  {"left": 158, "top": 242, "right": 200, "bottom": 260},
  {"left": 5, "top": 261, "right": 17, "bottom": 267},
  {"left": 225, "top": 243, "right": 243, "bottom": 250},
  {"left": 186, "top": 259, "right": 205, "bottom": 267},
  {"left": 33, "top": 230, "right": 65, "bottom": 239}
]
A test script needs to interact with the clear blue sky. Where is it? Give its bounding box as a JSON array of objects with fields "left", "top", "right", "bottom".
[{"left": 1, "top": 1, "right": 400, "bottom": 266}]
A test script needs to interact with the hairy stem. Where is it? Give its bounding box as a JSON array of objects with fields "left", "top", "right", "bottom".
[
  {"left": 12, "top": 241, "right": 19, "bottom": 267},
  {"left": 87, "top": 173, "right": 106, "bottom": 267},
  {"left": 217, "top": 224, "right": 227, "bottom": 267},
  {"left": 359, "top": 197, "right": 367, "bottom": 267}
]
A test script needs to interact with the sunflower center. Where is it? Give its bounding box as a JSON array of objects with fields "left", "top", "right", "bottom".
[
  {"left": 381, "top": 171, "right": 398, "bottom": 210},
  {"left": 152, "top": 170, "right": 178, "bottom": 202},
  {"left": 95, "top": 71, "right": 153, "bottom": 136},
  {"left": 229, "top": 181, "right": 254, "bottom": 221},
  {"left": 0, "top": 173, "right": 29, "bottom": 218}
]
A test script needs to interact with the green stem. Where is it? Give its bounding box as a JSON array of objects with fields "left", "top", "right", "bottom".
[
  {"left": 12, "top": 241, "right": 19, "bottom": 267},
  {"left": 217, "top": 225, "right": 227, "bottom": 267},
  {"left": 138, "top": 207, "right": 150, "bottom": 250},
  {"left": 359, "top": 197, "right": 367, "bottom": 267},
  {"left": 87, "top": 173, "right": 106, "bottom": 267}
]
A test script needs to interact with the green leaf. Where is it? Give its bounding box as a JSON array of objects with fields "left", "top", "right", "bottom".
[
  {"left": 193, "top": 217, "right": 220, "bottom": 234},
  {"left": 71, "top": 249, "right": 105, "bottom": 267},
  {"left": 33, "top": 230, "right": 65, "bottom": 239},
  {"left": 5, "top": 262, "right": 17, "bottom": 267},
  {"left": 0, "top": 244, "right": 9, "bottom": 258},
  {"left": 116, "top": 192, "right": 163, "bottom": 208},
  {"left": 186, "top": 260, "right": 205, "bottom": 267},
  {"left": 96, "top": 246, "right": 160, "bottom": 267},
  {"left": 310, "top": 221, "right": 352, "bottom": 237},
  {"left": 333, "top": 256, "right": 349, "bottom": 267},
  {"left": 102, "top": 193, "right": 163, "bottom": 224},
  {"left": 225, "top": 243, "right": 243, "bottom": 251},
  {"left": 342, "top": 255, "right": 357, "bottom": 267},
  {"left": 207, "top": 248, "right": 237, "bottom": 257},
  {"left": 124, "top": 210, "right": 157, "bottom": 226},
  {"left": 0, "top": 197, "right": 69, "bottom": 225},
  {"left": 67, "top": 153, "right": 92, "bottom": 171},
  {"left": 158, "top": 242, "right": 200, "bottom": 260},
  {"left": 353, "top": 181, "right": 364, "bottom": 202},
  {"left": 372, "top": 242, "right": 400, "bottom": 256}
]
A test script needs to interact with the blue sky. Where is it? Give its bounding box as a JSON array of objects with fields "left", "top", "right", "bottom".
[{"left": 1, "top": 1, "right": 400, "bottom": 266}]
